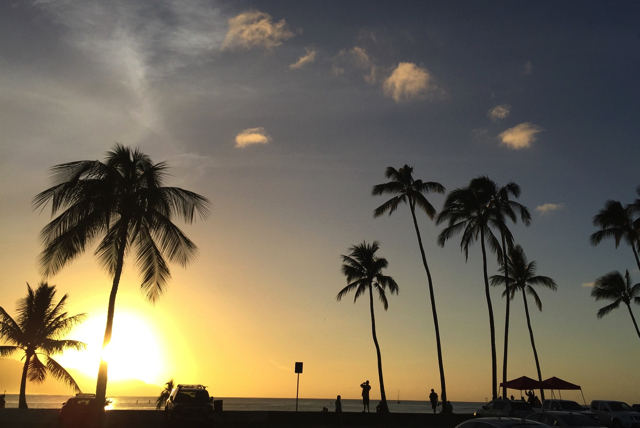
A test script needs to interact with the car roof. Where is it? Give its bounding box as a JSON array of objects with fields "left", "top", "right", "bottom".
[{"left": 464, "top": 417, "right": 550, "bottom": 428}]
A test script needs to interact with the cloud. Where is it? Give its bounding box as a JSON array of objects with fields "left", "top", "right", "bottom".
[
  {"left": 290, "top": 47, "right": 316, "bottom": 69},
  {"left": 536, "top": 203, "right": 565, "bottom": 215},
  {"left": 235, "top": 127, "right": 271, "bottom": 148},
  {"left": 331, "top": 66, "right": 344, "bottom": 76},
  {"left": 383, "top": 63, "right": 433, "bottom": 103},
  {"left": 524, "top": 61, "right": 533, "bottom": 75},
  {"left": 498, "top": 122, "right": 543, "bottom": 149},
  {"left": 349, "top": 47, "right": 371, "bottom": 69},
  {"left": 582, "top": 282, "right": 594, "bottom": 288},
  {"left": 222, "top": 10, "right": 294, "bottom": 51},
  {"left": 488, "top": 104, "right": 511, "bottom": 122}
]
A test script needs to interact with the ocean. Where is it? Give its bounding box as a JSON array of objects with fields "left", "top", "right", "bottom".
[{"left": 2, "top": 394, "right": 484, "bottom": 414}]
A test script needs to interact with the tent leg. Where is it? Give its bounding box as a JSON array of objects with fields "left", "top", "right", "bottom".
[{"left": 580, "top": 389, "right": 586, "bottom": 406}]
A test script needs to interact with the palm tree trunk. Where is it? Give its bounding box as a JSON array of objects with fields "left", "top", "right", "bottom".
[
  {"left": 626, "top": 303, "right": 640, "bottom": 340},
  {"left": 95, "top": 226, "right": 128, "bottom": 407},
  {"left": 18, "top": 351, "right": 32, "bottom": 408},
  {"left": 480, "top": 230, "right": 498, "bottom": 400},
  {"left": 409, "top": 201, "right": 447, "bottom": 405},
  {"left": 501, "top": 235, "right": 510, "bottom": 399},
  {"left": 368, "top": 286, "right": 388, "bottom": 412},
  {"left": 522, "top": 291, "right": 544, "bottom": 401}
]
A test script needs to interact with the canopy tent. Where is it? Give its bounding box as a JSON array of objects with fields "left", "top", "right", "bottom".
[
  {"left": 500, "top": 376, "right": 542, "bottom": 390},
  {"left": 540, "top": 377, "right": 586, "bottom": 404}
]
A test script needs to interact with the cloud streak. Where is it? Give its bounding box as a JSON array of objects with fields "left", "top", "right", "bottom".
[
  {"left": 498, "top": 122, "right": 543, "bottom": 149},
  {"left": 235, "top": 127, "right": 271, "bottom": 148},
  {"left": 290, "top": 47, "right": 316, "bottom": 69},
  {"left": 222, "top": 10, "right": 294, "bottom": 51},
  {"left": 536, "top": 203, "right": 565, "bottom": 215}
]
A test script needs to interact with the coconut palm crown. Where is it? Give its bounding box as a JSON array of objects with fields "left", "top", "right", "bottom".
[
  {"left": 33, "top": 144, "right": 210, "bottom": 406},
  {"left": 372, "top": 165, "right": 449, "bottom": 406},
  {"left": 0, "top": 282, "right": 86, "bottom": 408},
  {"left": 591, "top": 270, "right": 640, "bottom": 339},
  {"left": 337, "top": 241, "right": 398, "bottom": 413},
  {"left": 590, "top": 200, "right": 640, "bottom": 271},
  {"left": 156, "top": 379, "right": 175, "bottom": 410}
]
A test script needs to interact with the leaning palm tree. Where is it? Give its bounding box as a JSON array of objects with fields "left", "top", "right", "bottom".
[
  {"left": 489, "top": 182, "right": 531, "bottom": 399},
  {"left": 337, "top": 241, "right": 398, "bottom": 413},
  {"left": 371, "top": 165, "right": 449, "bottom": 407},
  {"left": 436, "top": 176, "right": 506, "bottom": 400},
  {"left": 156, "top": 379, "right": 174, "bottom": 410},
  {"left": 33, "top": 144, "right": 210, "bottom": 407},
  {"left": 591, "top": 270, "right": 640, "bottom": 340},
  {"left": 490, "top": 245, "right": 556, "bottom": 400},
  {"left": 0, "top": 282, "right": 86, "bottom": 408},
  {"left": 591, "top": 200, "right": 640, "bottom": 271}
]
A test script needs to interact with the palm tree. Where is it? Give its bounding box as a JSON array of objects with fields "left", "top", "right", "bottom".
[
  {"left": 371, "top": 165, "right": 449, "bottom": 406},
  {"left": 436, "top": 176, "right": 506, "bottom": 400},
  {"left": 0, "top": 282, "right": 86, "bottom": 408},
  {"left": 490, "top": 245, "right": 556, "bottom": 400},
  {"left": 490, "top": 183, "right": 531, "bottom": 399},
  {"left": 33, "top": 144, "right": 210, "bottom": 407},
  {"left": 591, "top": 270, "right": 640, "bottom": 340},
  {"left": 590, "top": 200, "right": 640, "bottom": 271},
  {"left": 156, "top": 379, "right": 174, "bottom": 410},
  {"left": 337, "top": 241, "right": 398, "bottom": 413}
]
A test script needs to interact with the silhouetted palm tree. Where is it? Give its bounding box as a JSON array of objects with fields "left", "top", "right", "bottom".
[
  {"left": 436, "top": 176, "right": 505, "bottom": 400},
  {"left": 490, "top": 182, "right": 531, "bottom": 399},
  {"left": 591, "top": 270, "right": 640, "bottom": 340},
  {"left": 156, "top": 379, "right": 174, "bottom": 410},
  {"left": 33, "top": 144, "right": 210, "bottom": 406},
  {"left": 337, "top": 241, "right": 398, "bottom": 413},
  {"left": 490, "top": 245, "right": 556, "bottom": 400},
  {"left": 372, "top": 165, "right": 448, "bottom": 405},
  {"left": 0, "top": 282, "right": 86, "bottom": 408},
  {"left": 591, "top": 200, "right": 640, "bottom": 271}
]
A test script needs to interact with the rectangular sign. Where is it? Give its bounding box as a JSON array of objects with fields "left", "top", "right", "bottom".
[{"left": 295, "top": 362, "right": 303, "bottom": 373}]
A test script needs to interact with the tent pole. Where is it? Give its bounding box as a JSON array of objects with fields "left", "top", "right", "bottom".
[{"left": 580, "top": 389, "right": 586, "bottom": 406}]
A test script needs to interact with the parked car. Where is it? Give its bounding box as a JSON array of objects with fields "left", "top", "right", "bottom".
[
  {"left": 633, "top": 406, "right": 640, "bottom": 413},
  {"left": 542, "top": 400, "right": 596, "bottom": 418},
  {"left": 456, "top": 416, "right": 551, "bottom": 428},
  {"left": 475, "top": 399, "right": 535, "bottom": 418},
  {"left": 57, "top": 393, "right": 105, "bottom": 428},
  {"left": 528, "top": 411, "right": 604, "bottom": 428},
  {"left": 589, "top": 400, "right": 640, "bottom": 428},
  {"left": 164, "top": 384, "right": 214, "bottom": 426}
]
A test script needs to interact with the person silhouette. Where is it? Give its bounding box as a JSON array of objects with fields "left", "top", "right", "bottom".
[
  {"left": 361, "top": 381, "right": 371, "bottom": 412},
  {"left": 429, "top": 389, "right": 438, "bottom": 414},
  {"left": 335, "top": 395, "right": 342, "bottom": 413}
]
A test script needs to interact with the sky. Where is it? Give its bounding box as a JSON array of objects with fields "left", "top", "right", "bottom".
[{"left": 1, "top": 0, "right": 640, "bottom": 405}]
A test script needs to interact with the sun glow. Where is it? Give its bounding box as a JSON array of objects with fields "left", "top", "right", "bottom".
[{"left": 59, "top": 312, "right": 164, "bottom": 385}]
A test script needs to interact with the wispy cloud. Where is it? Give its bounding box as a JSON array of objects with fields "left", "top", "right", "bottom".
[
  {"left": 383, "top": 63, "right": 434, "bottom": 103},
  {"left": 536, "top": 203, "right": 565, "bottom": 215},
  {"left": 498, "top": 122, "right": 543, "bottom": 149},
  {"left": 290, "top": 47, "right": 316, "bottom": 70},
  {"left": 222, "top": 10, "right": 294, "bottom": 51},
  {"left": 488, "top": 104, "right": 511, "bottom": 122},
  {"left": 235, "top": 127, "right": 271, "bottom": 148},
  {"left": 582, "top": 282, "right": 594, "bottom": 288},
  {"left": 349, "top": 47, "right": 371, "bottom": 69}
]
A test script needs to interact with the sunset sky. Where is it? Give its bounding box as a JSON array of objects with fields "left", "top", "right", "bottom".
[{"left": 1, "top": 0, "right": 640, "bottom": 405}]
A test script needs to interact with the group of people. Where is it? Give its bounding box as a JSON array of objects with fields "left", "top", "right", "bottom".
[{"left": 331, "top": 381, "right": 452, "bottom": 414}]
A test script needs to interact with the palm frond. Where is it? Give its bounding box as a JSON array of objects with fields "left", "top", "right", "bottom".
[
  {"left": 28, "top": 354, "right": 47, "bottom": 383},
  {"left": 46, "top": 356, "right": 82, "bottom": 393},
  {"left": 596, "top": 300, "right": 622, "bottom": 319},
  {"left": 0, "top": 346, "right": 19, "bottom": 357}
]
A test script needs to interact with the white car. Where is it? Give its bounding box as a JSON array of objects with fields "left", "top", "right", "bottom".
[{"left": 589, "top": 400, "right": 640, "bottom": 428}]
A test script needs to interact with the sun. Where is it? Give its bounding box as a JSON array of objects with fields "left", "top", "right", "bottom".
[{"left": 59, "top": 311, "right": 163, "bottom": 385}]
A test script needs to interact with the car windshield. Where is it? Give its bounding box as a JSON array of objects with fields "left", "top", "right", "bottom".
[
  {"left": 511, "top": 402, "right": 533, "bottom": 410},
  {"left": 175, "top": 390, "right": 209, "bottom": 403},
  {"left": 608, "top": 402, "right": 631, "bottom": 411},
  {"left": 561, "top": 415, "right": 600, "bottom": 426}
]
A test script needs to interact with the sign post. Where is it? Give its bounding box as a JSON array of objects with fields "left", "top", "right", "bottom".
[{"left": 295, "top": 362, "right": 303, "bottom": 411}]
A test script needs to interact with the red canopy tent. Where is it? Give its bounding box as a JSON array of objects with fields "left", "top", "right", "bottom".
[
  {"left": 500, "top": 376, "right": 543, "bottom": 391},
  {"left": 540, "top": 377, "right": 586, "bottom": 404}
]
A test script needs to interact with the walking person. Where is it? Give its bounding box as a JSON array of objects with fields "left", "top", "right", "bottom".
[
  {"left": 361, "top": 381, "right": 371, "bottom": 412},
  {"left": 429, "top": 389, "right": 439, "bottom": 414}
]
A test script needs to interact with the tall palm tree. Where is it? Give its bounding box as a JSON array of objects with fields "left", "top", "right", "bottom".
[
  {"left": 436, "top": 176, "right": 506, "bottom": 400},
  {"left": 490, "top": 245, "right": 556, "bottom": 400},
  {"left": 490, "top": 183, "right": 531, "bottom": 399},
  {"left": 591, "top": 270, "right": 640, "bottom": 340},
  {"left": 371, "top": 165, "right": 448, "bottom": 406},
  {"left": 33, "top": 144, "right": 210, "bottom": 407},
  {"left": 590, "top": 200, "right": 640, "bottom": 271},
  {"left": 0, "top": 282, "right": 86, "bottom": 408},
  {"left": 337, "top": 241, "right": 398, "bottom": 413},
  {"left": 156, "top": 379, "right": 174, "bottom": 410}
]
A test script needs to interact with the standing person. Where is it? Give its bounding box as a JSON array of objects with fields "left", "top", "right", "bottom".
[
  {"left": 429, "top": 389, "right": 439, "bottom": 414},
  {"left": 361, "top": 381, "right": 371, "bottom": 412},
  {"left": 335, "top": 395, "right": 342, "bottom": 413}
]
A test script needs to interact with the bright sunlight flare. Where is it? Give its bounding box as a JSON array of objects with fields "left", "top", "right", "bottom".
[{"left": 58, "top": 312, "right": 163, "bottom": 384}]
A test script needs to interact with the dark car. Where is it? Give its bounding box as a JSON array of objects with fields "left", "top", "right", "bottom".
[
  {"left": 528, "top": 411, "right": 605, "bottom": 428},
  {"left": 57, "top": 394, "right": 104, "bottom": 428},
  {"left": 475, "top": 399, "right": 535, "bottom": 418},
  {"left": 164, "top": 384, "right": 214, "bottom": 426},
  {"left": 456, "top": 416, "right": 551, "bottom": 428}
]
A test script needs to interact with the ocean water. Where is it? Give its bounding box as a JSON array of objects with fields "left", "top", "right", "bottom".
[{"left": 1, "top": 394, "right": 483, "bottom": 414}]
